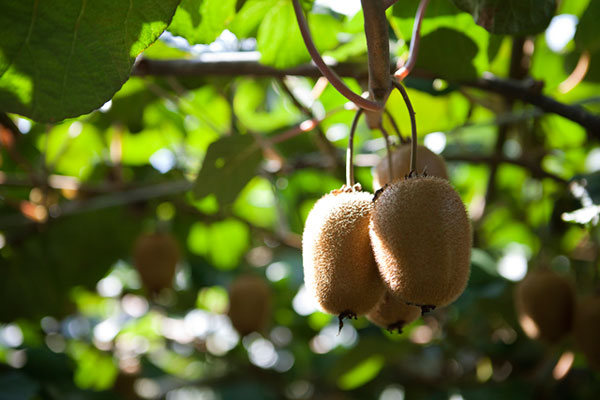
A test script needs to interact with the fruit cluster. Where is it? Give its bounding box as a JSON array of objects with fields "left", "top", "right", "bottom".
[
  {"left": 515, "top": 269, "right": 600, "bottom": 370},
  {"left": 302, "top": 143, "right": 472, "bottom": 332}
]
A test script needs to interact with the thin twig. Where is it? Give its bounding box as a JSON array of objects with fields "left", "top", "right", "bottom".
[
  {"left": 379, "top": 124, "right": 394, "bottom": 181},
  {"left": 394, "top": 0, "right": 430, "bottom": 81},
  {"left": 444, "top": 154, "right": 566, "bottom": 184},
  {"left": 392, "top": 81, "right": 418, "bottom": 174},
  {"left": 291, "top": 0, "right": 382, "bottom": 111},
  {"left": 384, "top": 109, "right": 407, "bottom": 144},
  {"left": 347, "top": 109, "right": 364, "bottom": 186},
  {"left": 277, "top": 78, "right": 340, "bottom": 168}
]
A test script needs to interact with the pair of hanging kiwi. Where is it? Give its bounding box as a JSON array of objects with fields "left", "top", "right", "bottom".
[
  {"left": 515, "top": 269, "right": 600, "bottom": 370},
  {"left": 302, "top": 100, "right": 472, "bottom": 332}
]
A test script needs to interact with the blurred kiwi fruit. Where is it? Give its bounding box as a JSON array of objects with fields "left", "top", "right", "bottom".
[
  {"left": 514, "top": 269, "right": 575, "bottom": 343},
  {"left": 133, "top": 232, "right": 180, "bottom": 294},
  {"left": 302, "top": 185, "right": 384, "bottom": 320},
  {"left": 227, "top": 274, "right": 271, "bottom": 336},
  {"left": 367, "top": 291, "right": 421, "bottom": 332},
  {"left": 373, "top": 144, "right": 448, "bottom": 190},
  {"left": 369, "top": 176, "right": 471, "bottom": 311}
]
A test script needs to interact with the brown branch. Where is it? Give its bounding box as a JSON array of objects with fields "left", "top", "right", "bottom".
[
  {"left": 132, "top": 57, "right": 600, "bottom": 135},
  {"left": 444, "top": 154, "right": 567, "bottom": 184},
  {"left": 291, "top": 0, "right": 381, "bottom": 111},
  {"left": 361, "top": 0, "right": 392, "bottom": 128},
  {"left": 463, "top": 76, "right": 600, "bottom": 135}
]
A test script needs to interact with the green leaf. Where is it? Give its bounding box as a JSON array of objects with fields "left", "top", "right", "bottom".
[
  {"left": 391, "top": 0, "right": 493, "bottom": 77},
  {"left": 257, "top": 2, "right": 342, "bottom": 69},
  {"left": 188, "top": 219, "right": 249, "bottom": 270},
  {"left": 337, "top": 354, "right": 385, "bottom": 390},
  {"left": 0, "top": 0, "right": 180, "bottom": 122},
  {"left": 450, "top": 0, "right": 556, "bottom": 35},
  {"left": 168, "top": 0, "right": 237, "bottom": 45},
  {"left": 229, "top": 0, "right": 274, "bottom": 39},
  {"left": 193, "top": 134, "right": 262, "bottom": 205},
  {"left": 416, "top": 28, "right": 479, "bottom": 80},
  {"left": 233, "top": 78, "right": 299, "bottom": 132},
  {"left": 574, "top": 0, "right": 600, "bottom": 52}
]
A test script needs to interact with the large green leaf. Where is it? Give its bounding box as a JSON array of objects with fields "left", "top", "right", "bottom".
[
  {"left": 574, "top": 0, "right": 600, "bottom": 52},
  {"left": 168, "top": 0, "right": 237, "bottom": 45},
  {"left": 450, "top": 0, "right": 556, "bottom": 35},
  {"left": 0, "top": 0, "right": 180, "bottom": 122},
  {"left": 257, "top": 1, "right": 342, "bottom": 69},
  {"left": 391, "top": 0, "right": 494, "bottom": 77},
  {"left": 193, "top": 134, "right": 262, "bottom": 205},
  {"left": 416, "top": 28, "right": 479, "bottom": 80}
]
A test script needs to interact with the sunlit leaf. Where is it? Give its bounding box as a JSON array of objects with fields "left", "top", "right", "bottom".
[
  {"left": 0, "top": 0, "right": 180, "bottom": 122},
  {"left": 188, "top": 219, "right": 250, "bottom": 270}
]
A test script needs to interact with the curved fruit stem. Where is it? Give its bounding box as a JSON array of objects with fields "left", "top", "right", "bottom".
[
  {"left": 394, "top": 0, "right": 429, "bottom": 81},
  {"left": 392, "top": 81, "right": 418, "bottom": 175},
  {"left": 338, "top": 310, "right": 357, "bottom": 334},
  {"left": 379, "top": 124, "right": 394, "bottom": 183},
  {"left": 384, "top": 109, "right": 407, "bottom": 144},
  {"left": 347, "top": 109, "right": 364, "bottom": 187},
  {"left": 292, "top": 0, "right": 382, "bottom": 112}
]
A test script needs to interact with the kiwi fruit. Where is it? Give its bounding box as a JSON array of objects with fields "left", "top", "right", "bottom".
[
  {"left": 373, "top": 144, "right": 448, "bottom": 190},
  {"left": 302, "top": 184, "right": 384, "bottom": 321},
  {"left": 227, "top": 275, "right": 271, "bottom": 336},
  {"left": 367, "top": 291, "right": 421, "bottom": 332},
  {"left": 133, "top": 232, "right": 180, "bottom": 294},
  {"left": 369, "top": 176, "right": 471, "bottom": 310},
  {"left": 514, "top": 269, "right": 575, "bottom": 343},
  {"left": 573, "top": 296, "right": 600, "bottom": 368}
]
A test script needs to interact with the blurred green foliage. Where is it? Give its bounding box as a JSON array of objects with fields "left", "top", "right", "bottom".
[{"left": 1, "top": 0, "right": 600, "bottom": 399}]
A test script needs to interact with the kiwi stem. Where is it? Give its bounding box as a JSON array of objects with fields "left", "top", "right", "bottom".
[
  {"left": 384, "top": 109, "right": 407, "bottom": 144},
  {"left": 291, "top": 0, "right": 382, "bottom": 112},
  {"left": 392, "top": 81, "right": 418, "bottom": 175},
  {"left": 338, "top": 310, "right": 357, "bottom": 334},
  {"left": 394, "top": 0, "right": 430, "bottom": 81},
  {"left": 346, "top": 109, "right": 364, "bottom": 187},
  {"left": 379, "top": 124, "right": 394, "bottom": 183}
]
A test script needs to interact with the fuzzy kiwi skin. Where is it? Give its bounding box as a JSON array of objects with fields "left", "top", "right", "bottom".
[
  {"left": 367, "top": 291, "right": 421, "bottom": 332},
  {"left": 302, "top": 187, "right": 384, "bottom": 316},
  {"left": 573, "top": 296, "right": 600, "bottom": 368},
  {"left": 227, "top": 275, "right": 271, "bottom": 336},
  {"left": 133, "top": 232, "right": 180, "bottom": 293},
  {"left": 514, "top": 269, "right": 575, "bottom": 343},
  {"left": 373, "top": 144, "right": 448, "bottom": 190},
  {"left": 369, "top": 176, "right": 471, "bottom": 308}
]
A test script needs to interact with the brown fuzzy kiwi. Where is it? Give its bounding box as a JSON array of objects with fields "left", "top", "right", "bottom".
[
  {"left": 373, "top": 144, "right": 448, "bottom": 190},
  {"left": 133, "top": 232, "right": 180, "bottom": 293},
  {"left": 367, "top": 291, "right": 421, "bottom": 333},
  {"left": 369, "top": 176, "right": 471, "bottom": 310},
  {"left": 514, "top": 269, "right": 575, "bottom": 343},
  {"left": 574, "top": 296, "right": 600, "bottom": 369},
  {"left": 302, "top": 185, "right": 384, "bottom": 320},
  {"left": 227, "top": 275, "right": 271, "bottom": 336}
]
